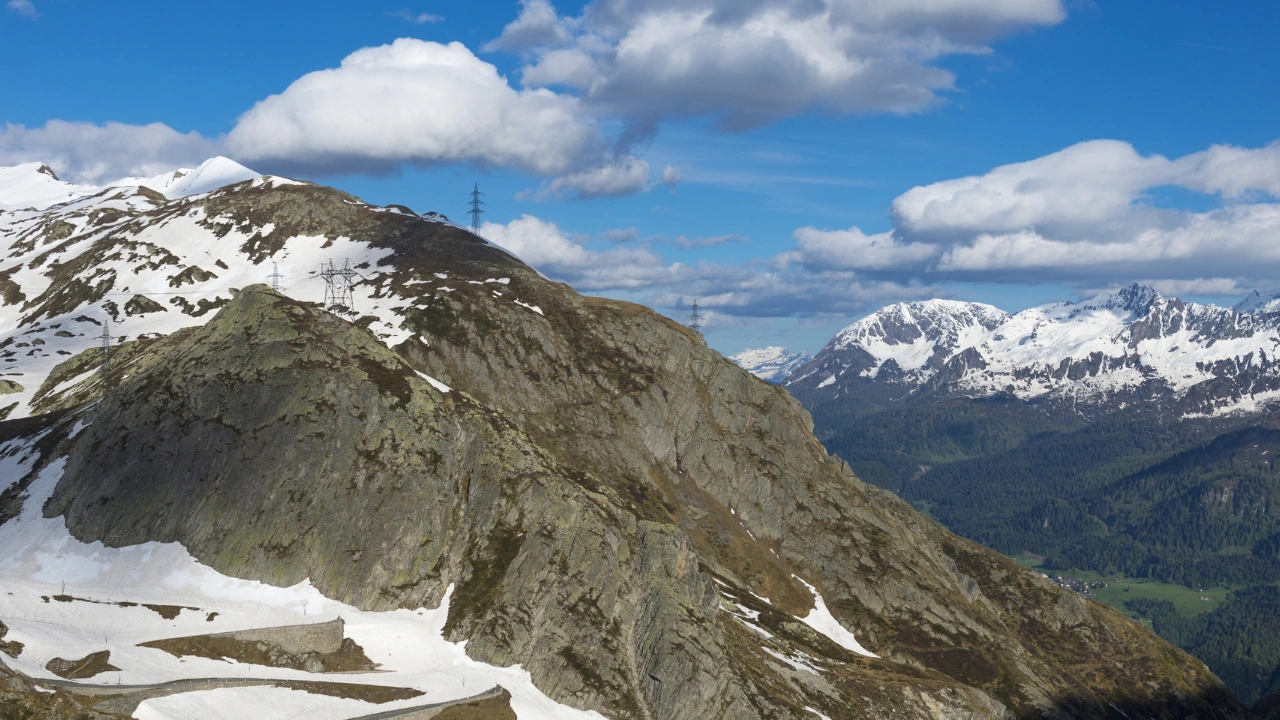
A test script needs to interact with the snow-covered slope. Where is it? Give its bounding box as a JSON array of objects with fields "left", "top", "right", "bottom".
[
  {"left": 0, "top": 163, "right": 100, "bottom": 212},
  {"left": 1235, "top": 289, "right": 1280, "bottom": 315},
  {"left": 0, "top": 436, "right": 603, "bottom": 720},
  {"left": 0, "top": 157, "right": 261, "bottom": 213},
  {"left": 0, "top": 160, "right": 465, "bottom": 421},
  {"left": 729, "top": 346, "right": 810, "bottom": 383},
  {"left": 789, "top": 284, "right": 1280, "bottom": 417},
  {"left": 110, "top": 157, "right": 262, "bottom": 200}
]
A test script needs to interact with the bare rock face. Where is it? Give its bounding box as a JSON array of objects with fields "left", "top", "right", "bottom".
[{"left": 16, "top": 180, "right": 1253, "bottom": 720}]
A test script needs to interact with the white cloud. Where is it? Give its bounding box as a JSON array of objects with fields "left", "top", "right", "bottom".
[
  {"left": 503, "top": 0, "right": 1066, "bottom": 127},
  {"left": 892, "top": 140, "right": 1172, "bottom": 239},
  {"left": 5, "top": 38, "right": 663, "bottom": 200},
  {"left": 6, "top": 0, "right": 37, "bottom": 18},
  {"left": 893, "top": 140, "right": 1280, "bottom": 281},
  {"left": 482, "top": 215, "right": 674, "bottom": 289},
  {"left": 0, "top": 120, "right": 220, "bottom": 184},
  {"left": 389, "top": 9, "right": 444, "bottom": 24},
  {"left": 484, "top": 0, "right": 574, "bottom": 52},
  {"left": 788, "top": 225, "right": 936, "bottom": 270},
  {"left": 1138, "top": 278, "right": 1244, "bottom": 297},
  {"left": 661, "top": 164, "right": 682, "bottom": 188},
  {"left": 1174, "top": 142, "right": 1280, "bottom": 199},
  {"left": 481, "top": 214, "right": 931, "bottom": 317},
  {"left": 530, "top": 157, "right": 652, "bottom": 200},
  {"left": 225, "top": 39, "right": 605, "bottom": 176}
]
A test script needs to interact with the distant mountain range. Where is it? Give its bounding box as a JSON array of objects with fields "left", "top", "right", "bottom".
[
  {"left": 729, "top": 346, "right": 810, "bottom": 383},
  {"left": 784, "top": 287, "right": 1280, "bottom": 706},
  {"left": 786, "top": 283, "right": 1280, "bottom": 419}
]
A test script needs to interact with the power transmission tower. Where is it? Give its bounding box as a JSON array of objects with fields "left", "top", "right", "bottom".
[
  {"left": 319, "top": 259, "right": 358, "bottom": 316},
  {"left": 688, "top": 298, "right": 702, "bottom": 333},
  {"left": 468, "top": 183, "right": 486, "bottom": 235},
  {"left": 99, "top": 320, "right": 113, "bottom": 391},
  {"left": 268, "top": 263, "right": 283, "bottom": 291}
]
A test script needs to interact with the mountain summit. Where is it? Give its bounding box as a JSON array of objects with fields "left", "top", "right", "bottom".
[
  {"left": 0, "top": 156, "right": 259, "bottom": 212},
  {"left": 0, "top": 171, "right": 1249, "bottom": 719}
]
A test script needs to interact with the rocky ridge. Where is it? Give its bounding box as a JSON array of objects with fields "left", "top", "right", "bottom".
[{"left": 0, "top": 163, "right": 1254, "bottom": 719}]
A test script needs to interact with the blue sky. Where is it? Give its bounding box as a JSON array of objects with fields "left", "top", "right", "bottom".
[{"left": 3, "top": 0, "right": 1279, "bottom": 355}]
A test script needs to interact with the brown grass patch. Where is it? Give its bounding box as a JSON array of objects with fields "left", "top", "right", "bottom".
[
  {"left": 141, "top": 635, "right": 377, "bottom": 673},
  {"left": 44, "top": 651, "right": 119, "bottom": 679}
]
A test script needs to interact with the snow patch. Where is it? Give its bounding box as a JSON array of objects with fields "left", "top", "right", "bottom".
[
  {"left": 792, "top": 576, "right": 877, "bottom": 658},
  {"left": 0, "top": 445, "right": 605, "bottom": 720},
  {"left": 514, "top": 300, "right": 543, "bottom": 316},
  {"left": 415, "top": 371, "right": 451, "bottom": 394}
]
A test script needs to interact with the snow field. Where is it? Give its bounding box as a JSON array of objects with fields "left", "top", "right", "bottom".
[{"left": 0, "top": 437, "right": 604, "bottom": 720}]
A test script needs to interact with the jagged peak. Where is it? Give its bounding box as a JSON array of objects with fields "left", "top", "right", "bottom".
[
  {"left": 1235, "top": 289, "right": 1280, "bottom": 315},
  {"left": 1075, "top": 283, "right": 1163, "bottom": 316},
  {"left": 834, "top": 298, "right": 1008, "bottom": 346}
]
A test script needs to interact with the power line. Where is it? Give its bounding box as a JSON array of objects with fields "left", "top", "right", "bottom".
[
  {"left": 319, "top": 259, "right": 358, "bottom": 316},
  {"left": 268, "top": 263, "right": 283, "bottom": 291},
  {"left": 98, "top": 319, "right": 113, "bottom": 391},
  {"left": 468, "top": 183, "right": 486, "bottom": 235},
  {"left": 688, "top": 298, "right": 702, "bottom": 333}
]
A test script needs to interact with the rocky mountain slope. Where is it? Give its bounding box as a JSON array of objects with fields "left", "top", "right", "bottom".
[
  {"left": 787, "top": 284, "right": 1280, "bottom": 418},
  {"left": 0, "top": 161, "right": 1255, "bottom": 719},
  {"left": 730, "top": 346, "right": 811, "bottom": 383}
]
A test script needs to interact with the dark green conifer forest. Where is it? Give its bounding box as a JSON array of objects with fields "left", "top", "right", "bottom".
[{"left": 811, "top": 397, "right": 1280, "bottom": 704}]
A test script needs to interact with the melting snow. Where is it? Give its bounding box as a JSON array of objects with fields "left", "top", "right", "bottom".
[
  {"left": 0, "top": 438, "right": 605, "bottom": 720},
  {"left": 761, "top": 648, "right": 818, "bottom": 675},
  {"left": 415, "top": 371, "right": 451, "bottom": 394},
  {"left": 792, "top": 576, "right": 877, "bottom": 658}
]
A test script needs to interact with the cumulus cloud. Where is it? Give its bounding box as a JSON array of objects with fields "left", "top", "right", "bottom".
[
  {"left": 6, "top": 0, "right": 37, "bottom": 18},
  {"left": 484, "top": 0, "right": 574, "bottom": 52},
  {"left": 482, "top": 215, "right": 675, "bottom": 289},
  {"left": 529, "top": 157, "right": 652, "bottom": 200},
  {"left": 7, "top": 38, "right": 665, "bottom": 200},
  {"left": 500, "top": 0, "right": 1066, "bottom": 127},
  {"left": 0, "top": 120, "right": 220, "bottom": 184},
  {"left": 481, "top": 214, "right": 933, "bottom": 318},
  {"left": 888, "top": 140, "right": 1280, "bottom": 282},
  {"left": 225, "top": 39, "right": 605, "bottom": 176},
  {"left": 787, "top": 225, "right": 936, "bottom": 270}
]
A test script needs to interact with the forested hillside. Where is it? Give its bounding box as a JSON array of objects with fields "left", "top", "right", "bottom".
[{"left": 809, "top": 396, "right": 1280, "bottom": 703}]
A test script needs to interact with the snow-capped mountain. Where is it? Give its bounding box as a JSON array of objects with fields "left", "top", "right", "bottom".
[
  {"left": 1234, "top": 289, "right": 1280, "bottom": 315},
  {"left": 729, "top": 346, "right": 810, "bottom": 383},
  {"left": 788, "top": 283, "right": 1280, "bottom": 417},
  {"left": 0, "top": 157, "right": 260, "bottom": 212}
]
